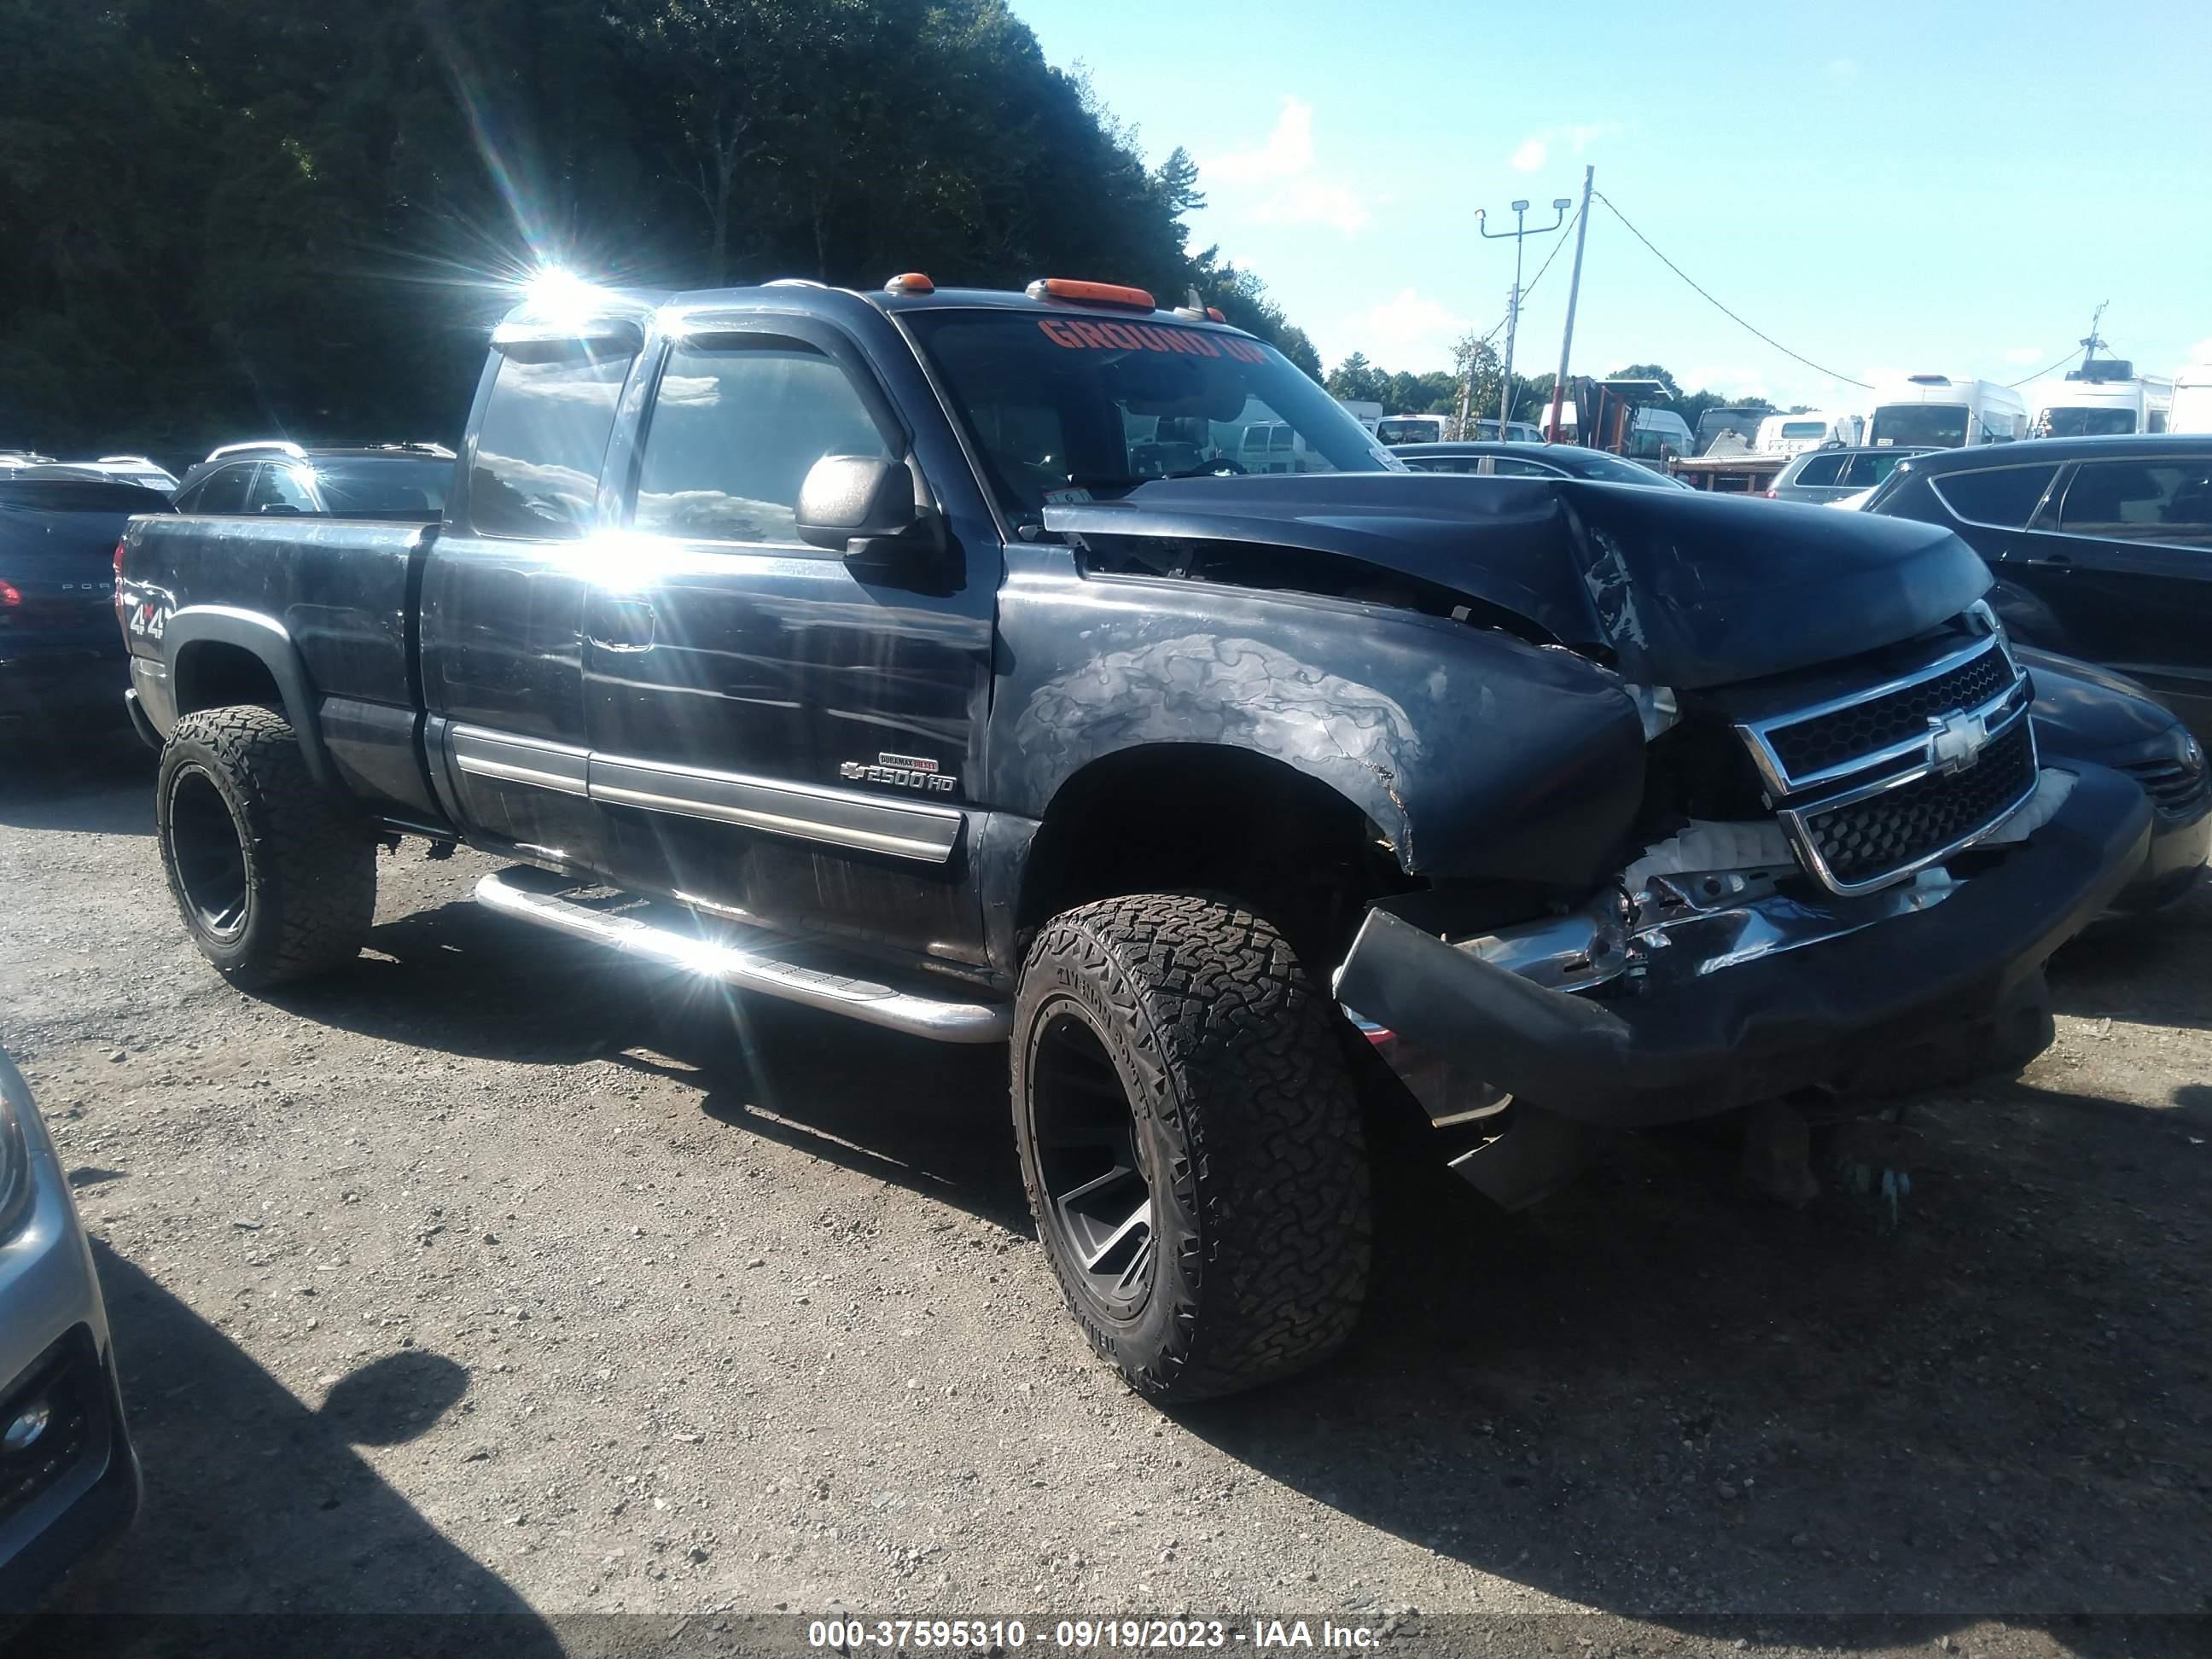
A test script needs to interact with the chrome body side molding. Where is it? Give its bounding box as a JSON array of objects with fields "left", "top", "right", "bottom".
[
  {"left": 588, "top": 755, "right": 962, "bottom": 863},
  {"left": 445, "top": 726, "right": 963, "bottom": 863}
]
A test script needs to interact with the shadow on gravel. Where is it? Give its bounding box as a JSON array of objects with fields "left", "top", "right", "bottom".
[
  {"left": 2048, "top": 881, "right": 2212, "bottom": 1033},
  {"left": 0, "top": 725, "right": 154, "bottom": 836},
  {"left": 1174, "top": 1082, "right": 2212, "bottom": 1627},
  {"left": 44, "top": 1244, "right": 556, "bottom": 1635},
  {"left": 269, "top": 898, "right": 1030, "bottom": 1232}
]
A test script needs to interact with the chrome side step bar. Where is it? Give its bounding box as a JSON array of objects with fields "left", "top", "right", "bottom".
[{"left": 473, "top": 870, "right": 1010, "bottom": 1044}]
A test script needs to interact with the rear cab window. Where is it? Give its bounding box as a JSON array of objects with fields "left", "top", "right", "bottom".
[{"left": 469, "top": 346, "right": 636, "bottom": 539}]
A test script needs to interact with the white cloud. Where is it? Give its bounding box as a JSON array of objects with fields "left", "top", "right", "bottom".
[
  {"left": 1509, "top": 122, "right": 1619, "bottom": 174},
  {"left": 1202, "top": 97, "right": 1369, "bottom": 233},
  {"left": 1343, "top": 288, "right": 1474, "bottom": 366},
  {"left": 2002, "top": 346, "right": 2047, "bottom": 365},
  {"left": 1205, "top": 97, "right": 1314, "bottom": 185},
  {"left": 2188, "top": 336, "right": 2212, "bottom": 364},
  {"left": 1826, "top": 57, "right": 1860, "bottom": 84}
]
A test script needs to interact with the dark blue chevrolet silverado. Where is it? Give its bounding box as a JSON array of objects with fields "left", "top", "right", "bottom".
[{"left": 114, "top": 274, "right": 2154, "bottom": 1400}]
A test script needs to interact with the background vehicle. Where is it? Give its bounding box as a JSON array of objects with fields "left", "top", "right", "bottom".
[
  {"left": 1765, "top": 445, "right": 1934, "bottom": 504},
  {"left": 1862, "top": 434, "right": 2212, "bottom": 743},
  {"left": 2022, "top": 363, "right": 2173, "bottom": 438},
  {"left": 0, "top": 1048, "right": 140, "bottom": 1610},
  {"left": 1866, "top": 375, "right": 2025, "bottom": 448},
  {"left": 2020, "top": 648, "right": 2208, "bottom": 917},
  {"left": 1693, "top": 407, "right": 1770, "bottom": 454},
  {"left": 170, "top": 443, "right": 454, "bottom": 520},
  {"left": 118, "top": 275, "right": 2149, "bottom": 1404},
  {"left": 1392, "top": 440, "right": 1691, "bottom": 487},
  {"left": 1236, "top": 420, "right": 1322, "bottom": 473},
  {"left": 1755, "top": 410, "right": 1861, "bottom": 455},
  {"left": 66, "top": 457, "right": 181, "bottom": 494},
  {"left": 1469, "top": 417, "right": 1541, "bottom": 442},
  {"left": 1374, "top": 412, "right": 1448, "bottom": 445},
  {"left": 1, "top": 469, "right": 174, "bottom": 729},
  {"left": 2168, "top": 362, "right": 2212, "bottom": 434},
  {"left": 1540, "top": 401, "right": 1691, "bottom": 463},
  {"left": 1334, "top": 398, "right": 1382, "bottom": 432}
]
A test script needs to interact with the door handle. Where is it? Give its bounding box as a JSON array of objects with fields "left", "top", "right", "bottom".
[{"left": 588, "top": 600, "right": 658, "bottom": 652}]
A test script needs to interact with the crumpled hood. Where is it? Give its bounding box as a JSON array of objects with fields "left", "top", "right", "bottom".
[{"left": 1043, "top": 473, "right": 1991, "bottom": 690}]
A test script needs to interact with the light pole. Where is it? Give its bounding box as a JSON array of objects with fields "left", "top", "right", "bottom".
[{"left": 1476, "top": 195, "right": 1569, "bottom": 431}]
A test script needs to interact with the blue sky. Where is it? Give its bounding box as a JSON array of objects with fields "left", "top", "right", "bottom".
[{"left": 1015, "top": 0, "right": 2212, "bottom": 407}]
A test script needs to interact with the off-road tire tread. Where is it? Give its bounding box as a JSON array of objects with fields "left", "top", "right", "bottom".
[
  {"left": 1015, "top": 893, "right": 1371, "bottom": 1402},
  {"left": 158, "top": 705, "right": 375, "bottom": 987}
]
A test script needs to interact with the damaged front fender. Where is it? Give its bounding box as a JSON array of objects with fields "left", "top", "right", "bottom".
[{"left": 991, "top": 563, "right": 1646, "bottom": 882}]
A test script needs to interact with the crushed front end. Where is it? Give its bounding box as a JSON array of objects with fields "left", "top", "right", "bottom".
[{"left": 1336, "top": 607, "right": 2151, "bottom": 1197}]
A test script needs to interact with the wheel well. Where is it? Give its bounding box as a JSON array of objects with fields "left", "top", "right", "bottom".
[
  {"left": 173, "top": 641, "right": 285, "bottom": 719},
  {"left": 1016, "top": 746, "right": 1410, "bottom": 968}
]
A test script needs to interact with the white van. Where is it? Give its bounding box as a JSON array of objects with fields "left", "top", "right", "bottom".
[
  {"left": 1755, "top": 410, "right": 1861, "bottom": 455},
  {"left": 1236, "top": 421, "right": 1320, "bottom": 474},
  {"left": 1373, "top": 413, "right": 1448, "bottom": 445},
  {"left": 1864, "top": 375, "right": 2025, "bottom": 448},
  {"left": 2023, "top": 367, "right": 2174, "bottom": 437},
  {"left": 2171, "top": 364, "right": 2212, "bottom": 435}
]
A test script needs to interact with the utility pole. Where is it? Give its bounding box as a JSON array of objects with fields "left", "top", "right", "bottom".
[
  {"left": 1476, "top": 195, "right": 1569, "bottom": 431},
  {"left": 1548, "top": 165, "right": 1594, "bottom": 445},
  {"left": 2077, "top": 299, "right": 2109, "bottom": 373}
]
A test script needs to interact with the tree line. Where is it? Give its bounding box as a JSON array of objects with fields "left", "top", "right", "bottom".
[
  {"left": 0, "top": 0, "right": 1319, "bottom": 461},
  {"left": 1324, "top": 350, "right": 1784, "bottom": 432}
]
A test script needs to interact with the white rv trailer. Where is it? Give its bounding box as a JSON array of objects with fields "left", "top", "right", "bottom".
[
  {"left": 2022, "top": 363, "right": 2174, "bottom": 437},
  {"left": 1754, "top": 410, "right": 1863, "bottom": 455},
  {"left": 1864, "top": 375, "right": 2025, "bottom": 448}
]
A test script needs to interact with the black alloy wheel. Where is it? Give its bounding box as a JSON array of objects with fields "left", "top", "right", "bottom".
[
  {"left": 165, "top": 764, "right": 251, "bottom": 939},
  {"left": 1027, "top": 1006, "right": 1157, "bottom": 1313}
]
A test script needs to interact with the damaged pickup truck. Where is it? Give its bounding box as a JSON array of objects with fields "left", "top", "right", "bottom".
[{"left": 115, "top": 274, "right": 2151, "bottom": 1402}]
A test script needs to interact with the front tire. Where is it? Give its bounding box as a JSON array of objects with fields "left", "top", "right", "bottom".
[
  {"left": 1011, "top": 894, "right": 1372, "bottom": 1402},
  {"left": 155, "top": 705, "right": 375, "bottom": 989}
]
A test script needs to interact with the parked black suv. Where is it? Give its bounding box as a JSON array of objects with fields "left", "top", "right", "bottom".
[
  {"left": 171, "top": 442, "right": 454, "bottom": 521},
  {"left": 1864, "top": 434, "right": 2212, "bottom": 744}
]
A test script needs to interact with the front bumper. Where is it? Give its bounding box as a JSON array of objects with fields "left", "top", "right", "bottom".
[
  {"left": 0, "top": 1061, "right": 139, "bottom": 1613},
  {"left": 1334, "top": 764, "right": 2151, "bottom": 1130}
]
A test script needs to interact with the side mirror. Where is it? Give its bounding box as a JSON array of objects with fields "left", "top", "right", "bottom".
[{"left": 795, "top": 454, "right": 940, "bottom": 561}]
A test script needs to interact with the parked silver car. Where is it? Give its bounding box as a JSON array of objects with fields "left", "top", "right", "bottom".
[
  {"left": 1765, "top": 445, "right": 1935, "bottom": 504},
  {"left": 0, "top": 1049, "right": 137, "bottom": 1610}
]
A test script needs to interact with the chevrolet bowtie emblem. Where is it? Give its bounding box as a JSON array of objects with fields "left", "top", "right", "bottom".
[{"left": 1927, "top": 708, "right": 1989, "bottom": 774}]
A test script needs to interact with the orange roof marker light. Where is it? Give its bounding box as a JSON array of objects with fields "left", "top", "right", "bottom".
[
  {"left": 1025, "top": 277, "right": 1156, "bottom": 311},
  {"left": 884, "top": 272, "right": 935, "bottom": 294},
  {"left": 1205, "top": 306, "right": 1226, "bottom": 322}
]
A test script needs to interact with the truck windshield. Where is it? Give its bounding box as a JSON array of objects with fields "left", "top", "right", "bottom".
[
  {"left": 1871, "top": 405, "right": 1969, "bottom": 447},
  {"left": 905, "top": 311, "right": 1395, "bottom": 520},
  {"left": 2035, "top": 406, "right": 2137, "bottom": 438}
]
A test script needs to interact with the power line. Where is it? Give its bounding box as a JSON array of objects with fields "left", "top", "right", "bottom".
[
  {"left": 1516, "top": 201, "right": 1580, "bottom": 308},
  {"left": 2005, "top": 345, "right": 2089, "bottom": 387},
  {"left": 1592, "top": 190, "right": 1872, "bottom": 390}
]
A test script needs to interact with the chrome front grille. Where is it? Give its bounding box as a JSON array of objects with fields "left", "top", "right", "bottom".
[{"left": 1737, "top": 634, "right": 2040, "bottom": 896}]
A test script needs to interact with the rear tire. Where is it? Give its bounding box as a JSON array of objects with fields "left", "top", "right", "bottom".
[
  {"left": 156, "top": 705, "right": 375, "bottom": 988},
  {"left": 1011, "top": 894, "right": 1371, "bottom": 1402}
]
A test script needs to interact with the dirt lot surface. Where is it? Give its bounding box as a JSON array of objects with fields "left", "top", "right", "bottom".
[{"left": 3, "top": 733, "right": 2209, "bottom": 1656}]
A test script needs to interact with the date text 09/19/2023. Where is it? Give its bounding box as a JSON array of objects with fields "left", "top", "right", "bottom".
[{"left": 805, "top": 1618, "right": 1382, "bottom": 1650}]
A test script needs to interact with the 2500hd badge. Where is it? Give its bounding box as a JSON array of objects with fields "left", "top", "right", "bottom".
[{"left": 840, "top": 752, "right": 959, "bottom": 792}]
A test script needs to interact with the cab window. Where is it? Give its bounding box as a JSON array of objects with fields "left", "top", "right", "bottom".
[
  {"left": 632, "top": 339, "right": 889, "bottom": 544},
  {"left": 470, "top": 346, "right": 634, "bottom": 539},
  {"left": 187, "top": 463, "right": 254, "bottom": 515},
  {"left": 1792, "top": 453, "right": 1848, "bottom": 486}
]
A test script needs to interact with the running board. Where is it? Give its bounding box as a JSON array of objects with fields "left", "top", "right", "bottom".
[{"left": 473, "top": 870, "right": 1010, "bottom": 1044}]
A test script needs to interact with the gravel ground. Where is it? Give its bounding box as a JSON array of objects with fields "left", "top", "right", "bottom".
[{"left": 3, "top": 731, "right": 2208, "bottom": 1656}]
